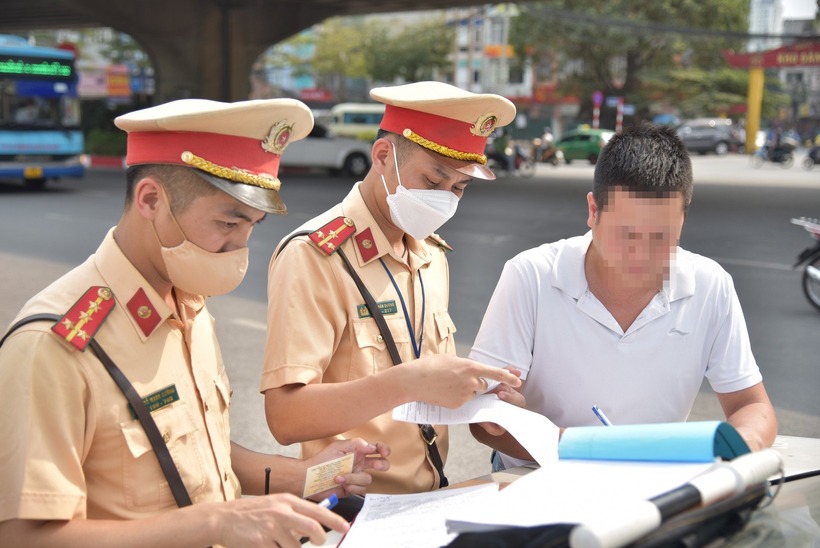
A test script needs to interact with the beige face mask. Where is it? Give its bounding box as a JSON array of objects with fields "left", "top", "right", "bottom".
[{"left": 152, "top": 190, "right": 249, "bottom": 297}]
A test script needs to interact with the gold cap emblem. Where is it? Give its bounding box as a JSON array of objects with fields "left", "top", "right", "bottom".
[
  {"left": 471, "top": 113, "right": 498, "bottom": 137},
  {"left": 262, "top": 120, "right": 294, "bottom": 154}
]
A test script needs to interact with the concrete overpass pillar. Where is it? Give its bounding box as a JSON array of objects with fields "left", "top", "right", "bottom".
[{"left": 69, "top": 0, "right": 336, "bottom": 102}]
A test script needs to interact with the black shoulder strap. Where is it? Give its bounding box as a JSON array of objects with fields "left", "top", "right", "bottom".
[
  {"left": 277, "top": 234, "right": 449, "bottom": 488},
  {"left": 1, "top": 314, "right": 193, "bottom": 508},
  {"left": 337, "top": 248, "right": 404, "bottom": 366},
  {"left": 273, "top": 230, "right": 312, "bottom": 260},
  {"left": 276, "top": 231, "right": 402, "bottom": 365}
]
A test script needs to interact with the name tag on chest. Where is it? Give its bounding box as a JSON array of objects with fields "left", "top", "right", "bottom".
[
  {"left": 128, "top": 384, "right": 179, "bottom": 419},
  {"left": 357, "top": 300, "right": 398, "bottom": 318}
]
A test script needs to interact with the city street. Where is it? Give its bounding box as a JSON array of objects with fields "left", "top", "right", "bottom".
[{"left": 1, "top": 152, "right": 818, "bottom": 484}]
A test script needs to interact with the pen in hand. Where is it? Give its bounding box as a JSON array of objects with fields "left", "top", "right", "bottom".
[
  {"left": 592, "top": 405, "right": 613, "bottom": 426},
  {"left": 264, "top": 466, "right": 271, "bottom": 495},
  {"left": 298, "top": 494, "right": 341, "bottom": 544},
  {"left": 319, "top": 493, "right": 339, "bottom": 510}
]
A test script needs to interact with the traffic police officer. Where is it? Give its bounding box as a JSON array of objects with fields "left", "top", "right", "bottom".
[
  {"left": 0, "top": 98, "right": 389, "bottom": 547},
  {"left": 261, "top": 81, "right": 523, "bottom": 494}
]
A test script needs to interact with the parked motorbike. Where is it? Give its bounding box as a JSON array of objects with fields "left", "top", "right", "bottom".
[
  {"left": 486, "top": 142, "right": 535, "bottom": 178},
  {"left": 803, "top": 145, "right": 820, "bottom": 170},
  {"left": 751, "top": 144, "right": 795, "bottom": 168},
  {"left": 531, "top": 137, "right": 563, "bottom": 166},
  {"left": 791, "top": 217, "right": 820, "bottom": 312}
]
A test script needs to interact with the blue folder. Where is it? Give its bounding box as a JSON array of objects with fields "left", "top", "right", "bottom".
[{"left": 558, "top": 421, "right": 750, "bottom": 462}]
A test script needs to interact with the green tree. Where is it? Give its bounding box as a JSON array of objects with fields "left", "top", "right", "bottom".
[
  {"left": 645, "top": 67, "right": 790, "bottom": 122},
  {"left": 311, "top": 17, "right": 373, "bottom": 101},
  {"left": 365, "top": 17, "right": 455, "bottom": 83},
  {"left": 510, "top": 1, "right": 750, "bottom": 125}
]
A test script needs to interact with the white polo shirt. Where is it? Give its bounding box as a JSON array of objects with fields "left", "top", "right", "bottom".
[{"left": 470, "top": 233, "right": 761, "bottom": 466}]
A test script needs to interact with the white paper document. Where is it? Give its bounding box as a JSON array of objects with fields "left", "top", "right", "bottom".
[
  {"left": 444, "top": 459, "right": 715, "bottom": 534},
  {"left": 339, "top": 483, "right": 500, "bottom": 547},
  {"left": 392, "top": 394, "right": 559, "bottom": 466}
]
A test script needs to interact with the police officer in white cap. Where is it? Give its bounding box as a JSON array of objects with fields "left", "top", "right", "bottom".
[
  {"left": 0, "top": 97, "right": 390, "bottom": 547},
  {"left": 262, "top": 81, "right": 525, "bottom": 494}
]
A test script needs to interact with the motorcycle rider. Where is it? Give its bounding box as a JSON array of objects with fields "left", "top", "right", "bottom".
[
  {"left": 536, "top": 126, "right": 559, "bottom": 163},
  {"left": 489, "top": 128, "right": 515, "bottom": 173}
]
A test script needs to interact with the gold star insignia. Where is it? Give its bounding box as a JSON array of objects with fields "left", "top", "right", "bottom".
[
  {"left": 76, "top": 330, "right": 89, "bottom": 341},
  {"left": 88, "top": 300, "right": 101, "bottom": 314},
  {"left": 62, "top": 318, "right": 74, "bottom": 330}
]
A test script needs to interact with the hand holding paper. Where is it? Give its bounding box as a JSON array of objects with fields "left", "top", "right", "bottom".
[{"left": 393, "top": 394, "right": 559, "bottom": 466}]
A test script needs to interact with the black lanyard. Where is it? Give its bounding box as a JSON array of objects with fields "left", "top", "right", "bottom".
[{"left": 378, "top": 258, "right": 425, "bottom": 359}]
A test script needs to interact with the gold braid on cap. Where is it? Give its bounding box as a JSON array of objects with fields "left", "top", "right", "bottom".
[
  {"left": 402, "top": 129, "right": 487, "bottom": 165},
  {"left": 181, "top": 151, "right": 281, "bottom": 191}
]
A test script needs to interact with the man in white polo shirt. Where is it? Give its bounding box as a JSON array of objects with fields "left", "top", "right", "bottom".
[{"left": 470, "top": 122, "right": 777, "bottom": 470}]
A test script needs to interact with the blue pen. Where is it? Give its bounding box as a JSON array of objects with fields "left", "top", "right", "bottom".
[
  {"left": 319, "top": 493, "right": 339, "bottom": 510},
  {"left": 592, "top": 405, "right": 613, "bottom": 426},
  {"left": 300, "top": 494, "right": 341, "bottom": 543}
]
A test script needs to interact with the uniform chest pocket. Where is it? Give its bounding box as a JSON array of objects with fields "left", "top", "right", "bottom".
[
  {"left": 214, "top": 368, "right": 232, "bottom": 410},
  {"left": 119, "top": 402, "right": 207, "bottom": 511},
  {"left": 432, "top": 310, "right": 457, "bottom": 353},
  {"left": 351, "top": 316, "right": 411, "bottom": 375}
]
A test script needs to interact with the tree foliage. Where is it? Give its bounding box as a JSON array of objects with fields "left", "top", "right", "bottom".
[
  {"left": 510, "top": 0, "right": 752, "bottom": 124},
  {"left": 311, "top": 17, "right": 373, "bottom": 100},
  {"left": 365, "top": 17, "right": 455, "bottom": 83},
  {"left": 644, "top": 67, "right": 791, "bottom": 121}
]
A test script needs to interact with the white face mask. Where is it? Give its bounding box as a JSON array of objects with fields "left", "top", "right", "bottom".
[
  {"left": 380, "top": 142, "right": 459, "bottom": 240},
  {"left": 152, "top": 194, "right": 249, "bottom": 297}
]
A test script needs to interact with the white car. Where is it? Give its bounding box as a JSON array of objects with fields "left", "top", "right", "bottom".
[{"left": 280, "top": 125, "right": 372, "bottom": 178}]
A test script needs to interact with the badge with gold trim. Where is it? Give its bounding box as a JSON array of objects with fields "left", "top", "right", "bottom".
[
  {"left": 355, "top": 227, "right": 379, "bottom": 262},
  {"left": 261, "top": 120, "right": 294, "bottom": 154},
  {"left": 309, "top": 216, "right": 356, "bottom": 255},
  {"left": 52, "top": 286, "right": 116, "bottom": 351},
  {"left": 127, "top": 287, "right": 161, "bottom": 337},
  {"left": 470, "top": 113, "right": 498, "bottom": 137}
]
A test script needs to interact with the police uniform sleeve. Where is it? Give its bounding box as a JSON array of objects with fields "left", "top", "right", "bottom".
[
  {"left": 0, "top": 328, "right": 90, "bottom": 521},
  {"left": 260, "top": 237, "right": 349, "bottom": 391}
]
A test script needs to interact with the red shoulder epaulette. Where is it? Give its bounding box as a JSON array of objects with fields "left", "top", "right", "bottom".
[
  {"left": 309, "top": 216, "right": 356, "bottom": 255},
  {"left": 51, "top": 286, "right": 116, "bottom": 351},
  {"left": 426, "top": 233, "right": 454, "bottom": 252}
]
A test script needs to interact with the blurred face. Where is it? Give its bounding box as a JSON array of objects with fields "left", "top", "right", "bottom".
[{"left": 587, "top": 188, "right": 685, "bottom": 288}]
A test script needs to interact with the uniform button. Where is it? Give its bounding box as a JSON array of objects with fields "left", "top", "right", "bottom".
[
  {"left": 224, "top": 471, "right": 228, "bottom": 481},
  {"left": 377, "top": 335, "right": 384, "bottom": 343},
  {"left": 163, "top": 431, "right": 171, "bottom": 443},
  {"left": 204, "top": 401, "right": 209, "bottom": 412}
]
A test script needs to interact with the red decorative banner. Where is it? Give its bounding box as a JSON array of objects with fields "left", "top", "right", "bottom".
[{"left": 723, "top": 41, "right": 820, "bottom": 69}]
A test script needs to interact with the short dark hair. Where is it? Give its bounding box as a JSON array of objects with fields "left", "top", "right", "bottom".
[
  {"left": 125, "top": 165, "right": 219, "bottom": 212},
  {"left": 376, "top": 129, "right": 415, "bottom": 167},
  {"left": 593, "top": 122, "right": 693, "bottom": 213}
]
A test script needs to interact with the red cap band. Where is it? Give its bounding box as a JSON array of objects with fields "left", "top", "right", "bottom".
[
  {"left": 380, "top": 105, "right": 487, "bottom": 156},
  {"left": 126, "top": 131, "right": 280, "bottom": 177}
]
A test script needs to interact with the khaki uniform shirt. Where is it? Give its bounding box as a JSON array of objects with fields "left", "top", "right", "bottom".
[
  {"left": 261, "top": 183, "right": 458, "bottom": 494},
  {"left": 0, "top": 229, "right": 240, "bottom": 521}
]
